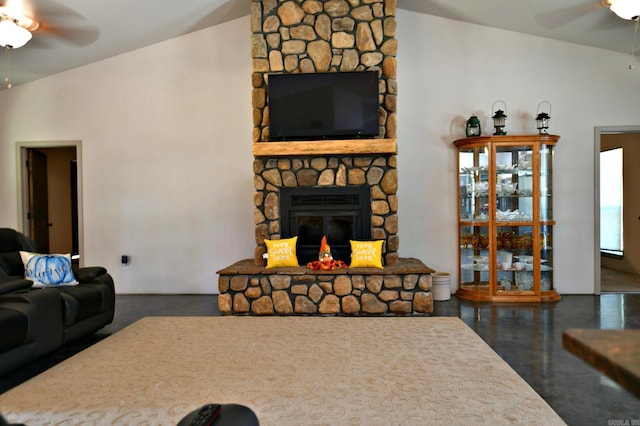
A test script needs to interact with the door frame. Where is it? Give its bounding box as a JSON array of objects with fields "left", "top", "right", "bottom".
[
  {"left": 15, "top": 140, "right": 84, "bottom": 265},
  {"left": 594, "top": 126, "right": 640, "bottom": 295}
]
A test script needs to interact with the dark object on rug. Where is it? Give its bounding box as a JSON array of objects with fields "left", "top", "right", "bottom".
[
  {"left": 178, "top": 404, "right": 259, "bottom": 426},
  {"left": 0, "top": 228, "right": 115, "bottom": 377},
  {"left": 0, "top": 413, "right": 24, "bottom": 426},
  {"left": 0, "top": 333, "right": 110, "bottom": 393}
]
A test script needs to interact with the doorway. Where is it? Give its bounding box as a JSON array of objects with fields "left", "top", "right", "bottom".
[
  {"left": 595, "top": 127, "right": 640, "bottom": 294},
  {"left": 17, "top": 141, "right": 83, "bottom": 261}
]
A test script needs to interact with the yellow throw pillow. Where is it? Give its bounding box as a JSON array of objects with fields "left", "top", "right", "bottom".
[
  {"left": 264, "top": 236, "right": 299, "bottom": 268},
  {"left": 349, "top": 240, "right": 384, "bottom": 268}
]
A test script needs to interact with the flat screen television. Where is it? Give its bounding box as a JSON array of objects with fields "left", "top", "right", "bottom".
[{"left": 267, "top": 71, "right": 379, "bottom": 141}]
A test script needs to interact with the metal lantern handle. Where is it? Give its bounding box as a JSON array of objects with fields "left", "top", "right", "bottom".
[
  {"left": 537, "top": 101, "right": 551, "bottom": 116},
  {"left": 492, "top": 100, "right": 507, "bottom": 115}
]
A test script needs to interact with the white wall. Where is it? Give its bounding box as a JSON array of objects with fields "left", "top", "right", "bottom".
[
  {"left": 0, "top": 17, "right": 255, "bottom": 293},
  {"left": 396, "top": 11, "right": 640, "bottom": 294},
  {"left": 1, "top": 11, "right": 639, "bottom": 294}
]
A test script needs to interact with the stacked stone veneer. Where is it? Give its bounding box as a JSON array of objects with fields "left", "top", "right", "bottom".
[
  {"left": 251, "top": 0, "right": 400, "bottom": 266},
  {"left": 218, "top": 258, "right": 433, "bottom": 315},
  {"left": 251, "top": 0, "right": 398, "bottom": 142},
  {"left": 253, "top": 154, "right": 399, "bottom": 266}
]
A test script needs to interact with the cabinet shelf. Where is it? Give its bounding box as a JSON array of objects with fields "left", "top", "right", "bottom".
[
  {"left": 455, "top": 134, "right": 560, "bottom": 303},
  {"left": 463, "top": 194, "right": 538, "bottom": 198},
  {"left": 461, "top": 168, "right": 535, "bottom": 175},
  {"left": 461, "top": 263, "right": 553, "bottom": 272}
]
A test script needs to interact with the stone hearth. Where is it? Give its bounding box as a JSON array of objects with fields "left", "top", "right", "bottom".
[{"left": 217, "top": 258, "right": 434, "bottom": 315}]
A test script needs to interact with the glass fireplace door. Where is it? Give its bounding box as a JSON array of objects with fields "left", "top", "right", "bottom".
[{"left": 295, "top": 213, "right": 357, "bottom": 264}]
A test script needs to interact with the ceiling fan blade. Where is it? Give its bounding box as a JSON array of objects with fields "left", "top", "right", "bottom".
[
  {"left": 29, "top": 24, "right": 99, "bottom": 49},
  {"left": 397, "top": 0, "right": 464, "bottom": 21},
  {"left": 192, "top": 0, "right": 251, "bottom": 29},
  {"left": 587, "top": 9, "right": 635, "bottom": 32},
  {"left": 23, "top": 0, "right": 100, "bottom": 48},
  {"left": 535, "top": 1, "right": 603, "bottom": 29}
]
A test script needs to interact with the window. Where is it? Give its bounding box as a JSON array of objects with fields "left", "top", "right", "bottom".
[{"left": 600, "top": 148, "right": 623, "bottom": 256}]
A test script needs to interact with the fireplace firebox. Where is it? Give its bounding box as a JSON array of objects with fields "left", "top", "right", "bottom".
[{"left": 280, "top": 186, "right": 372, "bottom": 264}]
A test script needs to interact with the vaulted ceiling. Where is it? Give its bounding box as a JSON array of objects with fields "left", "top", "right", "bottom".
[{"left": 1, "top": 0, "right": 638, "bottom": 89}]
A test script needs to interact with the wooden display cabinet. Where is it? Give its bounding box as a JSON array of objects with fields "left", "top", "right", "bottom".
[{"left": 454, "top": 134, "right": 560, "bottom": 302}]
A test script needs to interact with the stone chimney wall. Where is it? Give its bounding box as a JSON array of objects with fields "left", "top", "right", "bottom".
[
  {"left": 250, "top": 0, "right": 398, "bottom": 142},
  {"left": 251, "top": 0, "right": 399, "bottom": 267}
]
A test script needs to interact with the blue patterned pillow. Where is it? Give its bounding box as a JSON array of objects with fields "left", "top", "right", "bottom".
[{"left": 19, "top": 251, "right": 78, "bottom": 287}]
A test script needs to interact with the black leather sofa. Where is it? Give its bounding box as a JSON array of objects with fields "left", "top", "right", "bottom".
[{"left": 0, "top": 228, "right": 115, "bottom": 376}]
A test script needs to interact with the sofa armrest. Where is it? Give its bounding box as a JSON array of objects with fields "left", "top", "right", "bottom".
[
  {"left": 73, "top": 266, "right": 108, "bottom": 283},
  {"left": 0, "top": 278, "right": 33, "bottom": 295}
]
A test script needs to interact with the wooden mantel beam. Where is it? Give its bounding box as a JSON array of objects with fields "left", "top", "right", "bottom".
[{"left": 252, "top": 138, "right": 397, "bottom": 157}]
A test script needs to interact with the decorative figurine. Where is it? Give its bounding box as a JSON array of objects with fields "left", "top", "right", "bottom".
[
  {"left": 307, "top": 235, "right": 347, "bottom": 270},
  {"left": 319, "top": 236, "right": 333, "bottom": 265}
]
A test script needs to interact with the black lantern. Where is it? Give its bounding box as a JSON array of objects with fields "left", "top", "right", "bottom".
[
  {"left": 536, "top": 101, "right": 551, "bottom": 134},
  {"left": 491, "top": 101, "right": 507, "bottom": 135},
  {"left": 465, "top": 116, "right": 481, "bottom": 137},
  {"left": 536, "top": 113, "right": 550, "bottom": 134}
]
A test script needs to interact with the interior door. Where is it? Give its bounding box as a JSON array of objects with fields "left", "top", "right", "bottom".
[
  {"left": 70, "top": 160, "right": 79, "bottom": 256},
  {"left": 596, "top": 128, "right": 640, "bottom": 293},
  {"left": 28, "top": 149, "right": 50, "bottom": 253}
]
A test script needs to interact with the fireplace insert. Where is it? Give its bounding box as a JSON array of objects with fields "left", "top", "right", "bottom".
[{"left": 280, "top": 186, "right": 372, "bottom": 264}]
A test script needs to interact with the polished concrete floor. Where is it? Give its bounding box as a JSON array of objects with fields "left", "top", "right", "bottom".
[{"left": 2, "top": 293, "right": 640, "bottom": 425}]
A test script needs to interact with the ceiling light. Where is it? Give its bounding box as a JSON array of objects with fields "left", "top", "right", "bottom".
[
  {"left": 0, "top": 18, "right": 31, "bottom": 48},
  {"left": 605, "top": 0, "right": 640, "bottom": 21},
  {"left": 0, "top": 9, "right": 38, "bottom": 49}
]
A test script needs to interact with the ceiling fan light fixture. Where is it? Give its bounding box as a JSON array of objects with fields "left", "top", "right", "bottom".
[
  {"left": 607, "top": 0, "right": 640, "bottom": 21},
  {"left": 0, "top": 7, "right": 38, "bottom": 50},
  {"left": 0, "top": 19, "right": 31, "bottom": 49}
]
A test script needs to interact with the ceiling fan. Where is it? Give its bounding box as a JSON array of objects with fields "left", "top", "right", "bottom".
[
  {"left": 603, "top": 0, "right": 640, "bottom": 69},
  {"left": 0, "top": 0, "right": 99, "bottom": 50},
  {"left": 534, "top": 0, "right": 639, "bottom": 68},
  {"left": 535, "top": 0, "right": 639, "bottom": 30},
  {"left": 603, "top": 0, "right": 640, "bottom": 21}
]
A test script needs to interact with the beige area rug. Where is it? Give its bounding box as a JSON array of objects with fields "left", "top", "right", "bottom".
[{"left": 0, "top": 317, "right": 565, "bottom": 425}]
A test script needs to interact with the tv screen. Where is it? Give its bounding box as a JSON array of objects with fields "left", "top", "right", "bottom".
[{"left": 267, "top": 71, "right": 379, "bottom": 141}]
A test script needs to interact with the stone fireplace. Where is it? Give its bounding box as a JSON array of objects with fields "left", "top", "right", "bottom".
[
  {"left": 216, "top": 0, "right": 434, "bottom": 316},
  {"left": 253, "top": 153, "right": 399, "bottom": 266}
]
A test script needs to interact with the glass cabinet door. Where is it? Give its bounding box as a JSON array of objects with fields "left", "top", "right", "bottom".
[
  {"left": 459, "top": 146, "right": 489, "bottom": 222},
  {"left": 459, "top": 145, "right": 490, "bottom": 294},
  {"left": 495, "top": 144, "right": 534, "bottom": 224},
  {"left": 540, "top": 144, "right": 554, "bottom": 292},
  {"left": 540, "top": 224, "right": 554, "bottom": 292},
  {"left": 495, "top": 144, "right": 535, "bottom": 294},
  {"left": 497, "top": 225, "right": 535, "bottom": 293},
  {"left": 460, "top": 225, "right": 490, "bottom": 294},
  {"left": 540, "top": 144, "right": 553, "bottom": 221}
]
